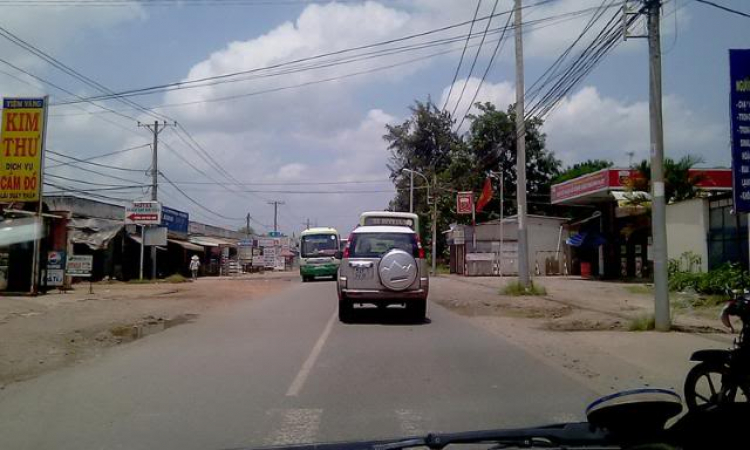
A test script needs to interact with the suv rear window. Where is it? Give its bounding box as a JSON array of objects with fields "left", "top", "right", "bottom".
[{"left": 349, "top": 233, "right": 418, "bottom": 258}]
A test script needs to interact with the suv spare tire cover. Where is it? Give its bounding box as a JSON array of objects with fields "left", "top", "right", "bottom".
[{"left": 378, "top": 249, "right": 418, "bottom": 291}]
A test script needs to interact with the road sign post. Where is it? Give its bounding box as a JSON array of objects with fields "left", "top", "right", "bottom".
[{"left": 125, "top": 202, "right": 162, "bottom": 280}]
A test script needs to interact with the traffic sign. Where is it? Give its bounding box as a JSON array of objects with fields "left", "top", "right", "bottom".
[
  {"left": 125, "top": 201, "right": 162, "bottom": 225},
  {"left": 457, "top": 192, "right": 474, "bottom": 215}
]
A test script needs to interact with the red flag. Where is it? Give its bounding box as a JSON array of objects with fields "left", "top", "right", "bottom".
[{"left": 476, "top": 177, "right": 493, "bottom": 213}]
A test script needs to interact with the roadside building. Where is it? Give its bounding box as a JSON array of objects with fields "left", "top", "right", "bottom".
[
  {"left": 447, "top": 215, "right": 570, "bottom": 276},
  {"left": 188, "top": 221, "right": 242, "bottom": 275},
  {"left": 550, "top": 168, "right": 732, "bottom": 279}
]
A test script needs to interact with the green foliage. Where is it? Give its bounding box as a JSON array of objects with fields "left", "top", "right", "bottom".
[
  {"left": 501, "top": 280, "right": 547, "bottom": 296},
  {"left": 625, "top": 285, "right": 652, "bottom": 295},
  {"left": 628, "top": 314, "right": 656, "bottom": 331},
  {"left": 554, "top": 159, "right": 613, "bottom": 184},
  {"left": 631, "top": 155, "right": 706, "bottom": 203},
  {"left": 668, "top": 263, "right": 749, "bottom": 295}
]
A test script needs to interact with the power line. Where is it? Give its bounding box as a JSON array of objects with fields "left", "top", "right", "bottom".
[
  {"left": 441, "top": 0, "right": 483, "bottom": 111},
  {"left": 158, "top": 171, "right": 246, "bottom": 221},
  {"left": 0, "top": 0, "right": 394, "bottom": 5},
  {"left": 449, "top": 0, "right": 499, "bottom": 118},
  {"left": 0, "top": 24, "right": 170, "bottom": 123},
  {"left": 46, "top": 173, "right": 149, "bottom": 188},
  {"left": 45, "top": 155, "right": 148, "bottom": 184},
  {"left": 694, "top": 0, "right": 750, "bottom": 19},
  {"left": 163, "top": 179, "right": 393, "bottom": 186},
  {"left": 46, "top": 143, "right": 151, "bottom": 169},
  {"left": 52, "top": 0, "right": 560, "bottom": 106},
  {"left": 46, "top": 149, "right": 149, "bottom": 172},
  {"left": 454, "top": 6, "right": 514, "bottom": 132}
]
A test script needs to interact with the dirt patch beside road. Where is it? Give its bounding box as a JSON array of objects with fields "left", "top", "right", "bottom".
[
  {"left": 431, "top": 275, "right": 733, "bottom": 394},
  {"left": 0, "top": 273, "right": 294, "bottom": 387}
]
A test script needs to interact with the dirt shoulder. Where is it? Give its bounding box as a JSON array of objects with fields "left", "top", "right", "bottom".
[
  {"left": 0, "top": 272, "right": 295, "bottom": 387},
  {"left": 431, "top": 275, "right": 735, "bottom": 395}
]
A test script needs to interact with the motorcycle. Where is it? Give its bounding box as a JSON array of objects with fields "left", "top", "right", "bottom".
[
  {"left": 235, "top": 388, "right": 747, "bottom": 450},
  {"left": 683, "top": 288, "right": 750, "bottom": 410}
]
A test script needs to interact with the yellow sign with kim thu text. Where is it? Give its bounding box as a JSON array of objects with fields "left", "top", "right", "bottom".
[{"left": 0, "top": 97, "right": 48, "bottom": 202}]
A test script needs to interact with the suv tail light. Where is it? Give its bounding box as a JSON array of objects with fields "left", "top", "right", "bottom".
[
  {"left": 416, "top": 234, "right": 425, "bottom": 259},
  {"left": 343, "top": 233, "right": 354, "bottom": 258}
]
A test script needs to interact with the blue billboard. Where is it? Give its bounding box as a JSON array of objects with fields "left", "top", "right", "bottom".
[
  {"left": 730, "top": 49, "right": 750, "bottom": 212},
  {"left": 161, "top": 206, "right": 189, "bottom": 236}
]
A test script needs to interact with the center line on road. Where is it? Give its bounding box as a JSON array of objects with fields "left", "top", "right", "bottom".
[{"left": 286, "top": 309, "right": 337, "bottom": 397}]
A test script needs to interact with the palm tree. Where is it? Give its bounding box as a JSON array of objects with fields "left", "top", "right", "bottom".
[{"left": 629, "top": 155, "right": 706, "bottom": 203}]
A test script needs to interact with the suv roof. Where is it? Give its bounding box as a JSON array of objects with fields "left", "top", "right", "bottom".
[{"left": 352, "top": 225, "right": 415, "bottom": 234}]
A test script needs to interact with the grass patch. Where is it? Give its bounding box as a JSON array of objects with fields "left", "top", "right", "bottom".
[
  {"left": 164, "top": 274, "right": 188, "bottom": 283},
  {"left": 435, "top": 264, "right": 451, "bottom": 275},
  {"left": 625, "top": 285, "right": 652, "bottom": 295},
  {"left": 628, "top": 314, "right": 656, "bottom": 331},
  {"left": 127, "top": 278, "right": 154, "bottom": 284},
  {"left": 501, "top": 280, "right": 547, "bottom": 296}
]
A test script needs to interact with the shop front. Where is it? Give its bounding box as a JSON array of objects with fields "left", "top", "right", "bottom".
[{"left": 552, "top": 168, "right": 731, "bottom": 280}]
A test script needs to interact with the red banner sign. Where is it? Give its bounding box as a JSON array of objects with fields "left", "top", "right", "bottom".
[{"left": 457, "top": 191, "right": 474, "bottom": 215}]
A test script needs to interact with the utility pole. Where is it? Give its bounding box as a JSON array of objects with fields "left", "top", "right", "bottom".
[
  {"left": 431, "top": 173, "right": 437, "bottom": 275},
  {"left": 409, "top": 170, "right": 414, "bottom": 213},
  {"left": 645, "top": 0, "right": 670, "bottom": 331},
  {"left": 268, "top": 200, "right": 285, "bottom": 233},
  {"left": 138, "top": 120, "right": 173, "bottom": 279},
  {"left": 514, "top": 0, "right": 530, "bottom": 287},
  {"left": 304, "top": 218, "right": 311, "bottom": 230},
  {"left": 246, "top": 213, "right": 251, "bottom": 238}
]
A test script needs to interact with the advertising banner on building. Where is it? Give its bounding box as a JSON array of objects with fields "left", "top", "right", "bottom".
[
  {"left": 0, "top": 97, "right": 48, "bottom": 202},
  {"left": 161, "top": 206, "right": 189, "bottom": 236},
  {"left": 730, "top": 49, "right": 750, "bottom": 212}
]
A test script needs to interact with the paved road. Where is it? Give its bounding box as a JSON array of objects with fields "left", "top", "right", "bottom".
[{"left": 0, "top": 277, "right": 596, "bottom": 450}]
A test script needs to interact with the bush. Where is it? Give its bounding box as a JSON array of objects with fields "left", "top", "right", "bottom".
[
  {"left": 628, "top": 314, "right": 656, "bottom": 331},
  {"left": 501, "top": 280, "right": 547, "bottom": 296},
  {"left": 165, "top": 274, "right": 188, "bottom": 284},
  {"left": 668, "top": 262, "right": 750, "bottom": 296}
]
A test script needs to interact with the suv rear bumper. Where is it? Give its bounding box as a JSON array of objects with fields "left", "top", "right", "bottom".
[{"left": 340, "top": 288, "right": 428, "bottom": 301}]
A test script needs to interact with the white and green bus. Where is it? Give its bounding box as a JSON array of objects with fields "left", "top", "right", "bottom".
[
  {"left": 359, "top": 212, "right": 419, "bottom": 233},
  {"left": 299, "top": 227, "right": 341, "bottom": 282}
]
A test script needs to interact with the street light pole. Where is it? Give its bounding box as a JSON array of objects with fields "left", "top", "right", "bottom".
[{"left": 409, "top": 170, "right": 414, "bottom": 213}]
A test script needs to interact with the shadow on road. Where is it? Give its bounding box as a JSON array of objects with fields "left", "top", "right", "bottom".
[{"left": 344, "top": 307, "right": 431, "bottom": 326}]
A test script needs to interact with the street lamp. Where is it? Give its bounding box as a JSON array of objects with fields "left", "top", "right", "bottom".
[
  {"left": 401, "top": 168, "right": 431, "bottom": 212},
  {"left": 488, "top": 170, "right": 504, "bottom": 277},
  {"left": 402, "top": 168, "right": 435, "bottom": 274}
]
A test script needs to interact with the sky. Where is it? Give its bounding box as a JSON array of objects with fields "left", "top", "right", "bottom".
[{"left": 1, "top": 0, "right": 748, "bottom": 235}]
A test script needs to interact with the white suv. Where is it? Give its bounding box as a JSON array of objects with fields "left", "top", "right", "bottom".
[{"left": 337, "top": 226, "right": 429, "bottom": 322}]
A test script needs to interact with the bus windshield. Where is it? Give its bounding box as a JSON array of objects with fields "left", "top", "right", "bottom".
[{"left": 301, "top": 234, "right": 339, "bottom": 258}]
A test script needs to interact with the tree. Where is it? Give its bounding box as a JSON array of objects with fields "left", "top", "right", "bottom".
[
  {"left": 554, "top": 159, "right": 613, "bottom": 184},
  {"left": 238, "top": 225, "right": 255, "bottom": 236},
  {"left": 464, "top": 102, "right": 561, "bottom": 217},
  {"left": 385, "top": 99, "right": 464, "bottom": 239},
  {"left": 630, "top": 155, "right": 706, "bottom": 203}
]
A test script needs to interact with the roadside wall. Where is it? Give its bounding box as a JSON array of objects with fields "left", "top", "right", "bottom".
[{"left": 666, "top": 198, "right": 709, "bottom": 272}]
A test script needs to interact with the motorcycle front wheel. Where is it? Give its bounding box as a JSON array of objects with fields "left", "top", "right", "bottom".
[{"left": 684, "top": 361, "right": 750, "bottom": 410}]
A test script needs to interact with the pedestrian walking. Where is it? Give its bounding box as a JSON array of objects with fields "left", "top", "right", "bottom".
[{"left": 189, "top": 255, "right": 200, "bottom": 281}]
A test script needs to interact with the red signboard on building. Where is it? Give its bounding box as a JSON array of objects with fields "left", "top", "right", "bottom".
[
  {"left": 551, "top": 168, "right": 731, "bottom": 204},
  {"left": 457, "top": 191, "right": 474, "bottom": 215}
]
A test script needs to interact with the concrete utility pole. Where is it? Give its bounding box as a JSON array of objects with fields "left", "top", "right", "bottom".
[
  {"left": 138, "top": 120, "right": 173, "bottom": 279},
  {"left": 268, "top": 201, "right": 285, "bottom": 233},
  {"left": 645, "top": 0, "right": 670, "bottom": 331},
  {"left": 431, "top": 173, "right": 437, "bottom": 275},
  {"left": 514, "top": 0, "right": 530, "bottom": 287},
  {"left": 246, "top": 213, "right": 251, "bottom": 238}
]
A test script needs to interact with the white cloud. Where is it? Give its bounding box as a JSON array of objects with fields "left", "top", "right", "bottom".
[
  {"left": 543, "top": 86, "right": 727, "bottom": 167},
  {"left": 440, "top": 76, "right": 515, "bottom": 131}
]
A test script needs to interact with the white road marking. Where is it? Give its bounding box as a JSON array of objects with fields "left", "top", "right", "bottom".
[
  {"left": 286, "top": 310, "right": 337, "bottom": 397},
  {"left": 265, "top": 408, "right": 323, "bottom": 445},
  {"left": 395, "top": 409, "right": 424, "bottom": 436}
]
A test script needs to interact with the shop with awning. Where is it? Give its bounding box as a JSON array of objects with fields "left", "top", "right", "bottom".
[{"left": 552, "top": 168, "right": 731, "bottom": 279}]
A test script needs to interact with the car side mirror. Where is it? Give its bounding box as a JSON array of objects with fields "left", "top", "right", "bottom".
[{"left": 335, "top": 251, "right": 343, "bottom": 259}]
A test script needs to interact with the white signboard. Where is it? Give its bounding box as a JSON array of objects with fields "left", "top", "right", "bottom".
[
  {"left": 143, "top": 226, "right": 167, "bottom": 246},
  {"left": 125, "top": 201, "right": 162, "bottom": 225},
  {"left": 67, "top": 255, "right": 93, "bottom": 277},
  {"left": 257, "top": 238, "right": 275, "bottom": 248},
  {"left": 46, "top": 269, "right": 64, "bottom": 287}
]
